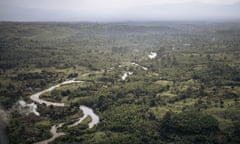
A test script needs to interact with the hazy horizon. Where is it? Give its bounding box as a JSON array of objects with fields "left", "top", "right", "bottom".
[{"left": 1, "top": 0, "right": 240, "bottom": 22}]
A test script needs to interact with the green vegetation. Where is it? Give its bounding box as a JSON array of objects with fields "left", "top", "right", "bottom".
[
  {"left": 161, "top": 111, "right": 220, "bottom": 143},
  {"left": 0, "top": 22, "right": 240, "bottom": 143}
]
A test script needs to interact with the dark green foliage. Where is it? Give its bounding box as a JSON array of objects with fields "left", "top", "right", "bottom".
[
  {"left": 161, "top": 111, "right": 220, "bottom": 143},
  {"left": 68, "top": 73, "right": 78, "bottom": 78},
  {"left": 161, "top": 111, "right": 219, "bottom": 135},
  {"left": 6, "top": 112, "right": 51, "bottom": 144}
]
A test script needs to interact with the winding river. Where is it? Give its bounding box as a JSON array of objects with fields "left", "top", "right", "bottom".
[
  {"left": 68, "top": 105, "right": 100, "bottom": 128},
  {"left": 131, "top": 62, "right": 148, "bottom": 71},
  {"left": 30, "top": 79, "right": 100, "bottom": 144},
  {"left": 30, "top": 79, "right": 84, "bottom": 107},
  {"left": 35, "top": 124, "right": 65, "bottom": 144}
]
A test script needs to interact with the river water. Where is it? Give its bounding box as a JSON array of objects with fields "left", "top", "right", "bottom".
[{"left": 30, "top": 79, "right": 100, "bottom": 144}]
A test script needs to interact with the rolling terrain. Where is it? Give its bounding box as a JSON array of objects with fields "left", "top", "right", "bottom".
[{"left": 0, "top": 22, "right": 240, "bottom": 144}]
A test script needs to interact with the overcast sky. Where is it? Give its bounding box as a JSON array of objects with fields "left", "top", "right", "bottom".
[{"left": 1, "top": 0, "right": 240, "bottom": 21}]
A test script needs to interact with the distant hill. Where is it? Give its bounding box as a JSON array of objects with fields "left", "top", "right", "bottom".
[{"left": 127, "top": 2, "right": 240, "bottom": 21}]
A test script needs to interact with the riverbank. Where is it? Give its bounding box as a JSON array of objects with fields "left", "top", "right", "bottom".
[{"left": 30, "top": 79, "right": 100, "bottom": 144}]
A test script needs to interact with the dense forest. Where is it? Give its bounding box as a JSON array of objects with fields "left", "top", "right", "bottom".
[{"left": 0, "top": 22, "right": 240, "bottom": 144}]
